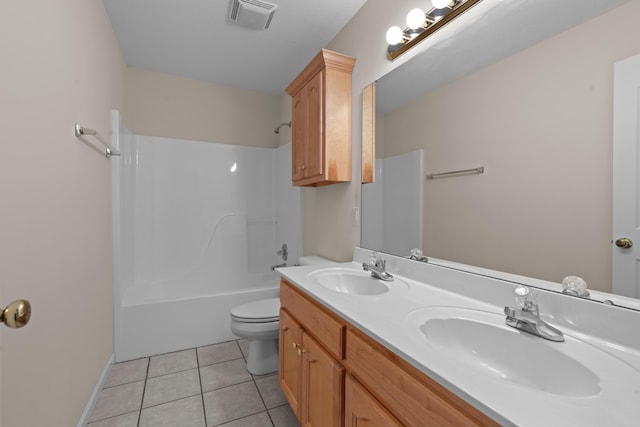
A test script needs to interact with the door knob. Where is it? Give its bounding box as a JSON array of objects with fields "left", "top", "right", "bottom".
[
  {"left": 615, "top": 238, "right": 633, "bottom": 249},
  {"left": 1, "top": 299, "right": 31, "bottom": 328}
]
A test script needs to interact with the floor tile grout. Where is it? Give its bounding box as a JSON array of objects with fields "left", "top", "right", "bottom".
[
  {"left": 137, "top": 354, "right": 150, "bottom": 427},
  {"left": 196, "top": 345, "right": 208, "bottom": 427},
  {"left": 89, "top": 340, "right": 296, "bottom": 427}
]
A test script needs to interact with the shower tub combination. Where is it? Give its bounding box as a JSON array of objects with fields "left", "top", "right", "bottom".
[{"left": 111, "top": 111, "right": 300, "bottom": 361}]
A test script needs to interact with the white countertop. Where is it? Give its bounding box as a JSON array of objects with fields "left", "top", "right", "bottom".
[{"left": 277, "top": 251, "right": 640, "bottom": 427}]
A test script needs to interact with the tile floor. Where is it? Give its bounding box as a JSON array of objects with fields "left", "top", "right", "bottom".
[{"left": 88, "top": 340, "right": 300, "bottom": 427}]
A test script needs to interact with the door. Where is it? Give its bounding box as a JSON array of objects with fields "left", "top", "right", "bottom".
[
  {"left": 612, "top": 53, "right": 640, "bottom": 298},
  {"left": 279, "top": 309, "right": 303, "bottom": 420},
  {"left": 301, "top": 332, "right": 344, "bottom": 427},
  {"left": 291, "top": 71, "right": 324, "bottom": 185},
  {"left": 0, "top": 299, "right": 31, "bottom": 427},
  {"left": 304, "top": 71, "right": 324, "bottom": 181},
  {"left": 0, "top": 321, "right": 2, "bottom": 427},
  {"left": 292, "top": 92, "right": 308, "bottom": 183}
]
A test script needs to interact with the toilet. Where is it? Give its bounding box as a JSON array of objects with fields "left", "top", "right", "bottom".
[
  {"left": 230, "top": 298, "right": 281, "bottom": 375},
  {"left": 230, "top": 255, "right": 336, "bottom": 375}
]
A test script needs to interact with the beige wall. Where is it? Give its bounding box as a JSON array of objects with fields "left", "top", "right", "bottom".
[
  {"left": 277, "top": 93, "right": 292, "bottom": 148},
  {"left": 379, "top": 1, "right": 640, "bottom": 291},
  {"left": 0, "top": 0, "right": 125, "bottom": 425},
  {"left": 125, "top": 68, "right": 281, "bottom": 148}
]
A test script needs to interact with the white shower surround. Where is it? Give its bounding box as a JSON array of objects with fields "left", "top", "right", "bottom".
[
  {"left": 111, "top": 111, "right": 301, "bottom": 361},
  {"left": 362, "top": 149, "right": 423, "bottom": 256}
]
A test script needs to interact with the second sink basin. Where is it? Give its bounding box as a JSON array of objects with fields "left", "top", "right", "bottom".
[
  {"left": 307, "top": 267, "right": 407, "bottom": 296},
  {"left": 404, "top": 306, "right": 640, "bottom": 398}
]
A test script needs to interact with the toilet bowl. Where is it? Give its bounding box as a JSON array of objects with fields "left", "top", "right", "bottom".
[
  {"left": 229, "top": 255, "right": 336, "bottom": 375},
  {"left": 230, "top": 298, "right": 281, "bottom": 375}
]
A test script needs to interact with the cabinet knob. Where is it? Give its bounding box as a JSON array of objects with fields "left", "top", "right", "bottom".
[
  {"left": 293, "top": 342, "right": 299, "bottom": 350},
  {"left": 298, "top": 164, "right": 306, "bottom": 171}
]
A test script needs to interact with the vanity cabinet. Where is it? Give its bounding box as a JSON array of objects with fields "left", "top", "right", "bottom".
[
  {"left": 279, "top": 278, "right": 498, "bottom": 427},
  {"left": 279, "top": 281, "right": 345, "bottom": 426},
  {"left": 285, "top": 49, "right": 355, "bottom": 187}
]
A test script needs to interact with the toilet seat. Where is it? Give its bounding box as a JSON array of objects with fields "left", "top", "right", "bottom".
[{"left": 230, "top": 298, "right": 280, "bottom": 323}]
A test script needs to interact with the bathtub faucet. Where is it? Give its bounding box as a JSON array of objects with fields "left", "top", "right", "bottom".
[
  {"left": 277, "top": 243, "right": 288, "bottom": 261},
  {"left": 271, "top": 262, "right": 287, "bottom": 271}
]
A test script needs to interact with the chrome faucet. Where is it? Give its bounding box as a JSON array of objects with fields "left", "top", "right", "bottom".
[
  {"left": 362, "top": 252, "right": 394, "bottom": 282},
  {"left": 504, "top": 286, "right": 564, "bottom": 342},
  {"left": 561, "top": 275, "right": 590, "bottom": 298},
  {"left": 409, "top": 248, "right": 429, "bottom": 263}
]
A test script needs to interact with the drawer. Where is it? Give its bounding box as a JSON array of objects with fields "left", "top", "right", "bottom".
[
  {"left": 345, "top": 328, "right": 498, "bottom": 427},
  {"left": 345, "top": 375, "right": 403, "bottom": 427},
  {"left": 280, "top": 279, "right": 345, "bottom": 359}
]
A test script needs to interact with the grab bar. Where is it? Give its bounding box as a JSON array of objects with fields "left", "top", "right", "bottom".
[
  {"left": 426, "top": 166, "right": 484, "bottom": 180},
  {"left": 74, "top": 123, "right": 120, "bottom": 158}
]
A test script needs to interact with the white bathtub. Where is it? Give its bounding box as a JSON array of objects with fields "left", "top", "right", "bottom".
[
  {"left": 114, "top": 276, "right": 280, "bottom": 362},
  {"left": 110, "top": 111, "right": 300, "bottom": 362}
]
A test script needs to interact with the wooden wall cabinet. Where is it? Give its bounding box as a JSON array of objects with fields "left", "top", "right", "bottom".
[
  {"left": 279, "top": 278, "right": 499, "bottom": 427},
  {"left": 285, "top": 49, "right": 355, "bottom": 187}
]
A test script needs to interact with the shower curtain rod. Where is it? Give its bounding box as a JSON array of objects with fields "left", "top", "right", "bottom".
[{"left": 74, "top": 123, "right": 120, "bottom": 158}]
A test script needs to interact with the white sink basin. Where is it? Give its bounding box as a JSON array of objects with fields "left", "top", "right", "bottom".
[
  {"left": 404, "top": 307, "right": 640, "bottom": 398},
  {"left": 307, "top": 267, "right": 407, "bottom": 296}
]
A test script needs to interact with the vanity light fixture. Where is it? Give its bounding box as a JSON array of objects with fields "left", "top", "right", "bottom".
[{"left": 386, "top": 0, "right": 482, "bottom": 61}]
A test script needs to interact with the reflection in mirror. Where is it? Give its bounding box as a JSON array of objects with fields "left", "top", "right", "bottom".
[
  {"left": 362, "top": 149, "right": 423, "bottom": 255},
  {"left": 361, "top": 0, "right": 640, "bottom": 310}
]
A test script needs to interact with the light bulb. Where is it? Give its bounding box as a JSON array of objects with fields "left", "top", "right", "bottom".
[
  {"left": 385, "top": 26, "right": 404, "bottom": 45},
  {"left": 431, "top": 0, "right": 451, "bottom": 9},
  {"left": 406, "top": 8, "right": 425, "bottom": 30}
]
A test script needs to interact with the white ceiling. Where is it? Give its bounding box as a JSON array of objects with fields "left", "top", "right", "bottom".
[
  {"left": 102, "top": 0, "right": 367, "bottom": 94},
  {"left": 104, "top": 0, "right": 631, "bottom": 99}
]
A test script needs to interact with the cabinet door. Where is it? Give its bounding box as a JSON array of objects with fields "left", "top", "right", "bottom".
[
  {"left": 345, "top": 375, "right": 402, "bottom": 427},
  {"left": 301, "top": 332, "right": 344, "bottom": 427},
  {"left": 291, "top": 91, "right": 308, "bottom": 183},
  {"left": 303, "top": 70, "right": 324, "bottom": 181},
  {"left": 279, "top": 309, "right": 304, "bottom": 420}
]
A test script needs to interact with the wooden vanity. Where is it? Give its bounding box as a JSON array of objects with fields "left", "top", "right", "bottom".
[{"left": 278, "top": 278, "right": 498, "bottom": 427}]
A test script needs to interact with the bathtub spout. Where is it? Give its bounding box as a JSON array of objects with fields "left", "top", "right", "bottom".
[{"left": 271, "top": 262, "right": 287, "bottom": 271}]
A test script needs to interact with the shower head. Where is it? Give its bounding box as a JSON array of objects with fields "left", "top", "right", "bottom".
[{"left": 274, "top": 121, "right": 291, "bottom": 134}]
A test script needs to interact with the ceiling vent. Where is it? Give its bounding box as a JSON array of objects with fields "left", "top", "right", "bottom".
[{"left": 229, "top": 0, "right": 278, "bottom": 30}]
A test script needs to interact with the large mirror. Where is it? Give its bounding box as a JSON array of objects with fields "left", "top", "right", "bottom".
[{"left": 361, "top": 0, "right": 640, "bottom": 309}]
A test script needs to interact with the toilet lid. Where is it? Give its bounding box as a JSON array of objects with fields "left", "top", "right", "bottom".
[{"left": 231, "top": 298, "right": 280, "bottom": 323}]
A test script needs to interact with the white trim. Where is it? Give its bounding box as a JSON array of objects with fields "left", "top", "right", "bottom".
[{"left": 76, "top": 353, "right": 114, "bottom": 427}]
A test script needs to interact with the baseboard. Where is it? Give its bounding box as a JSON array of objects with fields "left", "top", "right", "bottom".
[{"left": 76, "top": 352, "right": 115, "bottom": 427}]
